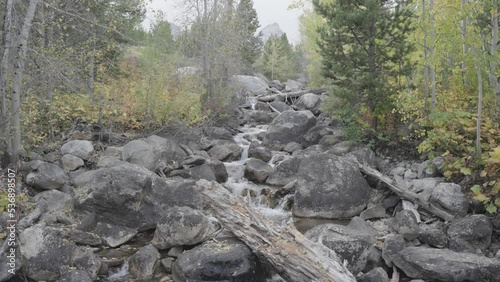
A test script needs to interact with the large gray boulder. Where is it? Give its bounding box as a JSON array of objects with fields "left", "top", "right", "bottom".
[
  {"left": 263, "top": 110, "right": 316, "bottom": 150},
  {"left": 266, "top": 156, "right": 302, "bottom": 186},
  {"left": 295, "top": 93, "right": 322, "bottom": 114},
  {"left": 145, "top": 135, "right": 187, "bottom": 171},
  {"left": 305, "top": 222, "right": 376, "bottom": 273},
  {"left": 151, "top": 206, "right": 219, "bottom": 250},
  {"left": 74, "top": 163, "right": 201, "bottom": 230},
  {"left": 172, "top": 237, "right": 264, "bottom": 282},
  {"left": 244, "top": 158, "right": 274, "bottom": 183},
  {"left": 430, "top": 183, "right": 469, "bottom": 217},
  {"left": 293, "top": 154, "right": 371, "bottom": 219},
  {"left": 20, "top": 224, "right": 101, "bottom": 281},
  {"left": 129, "top": 245, "right": 160, "bottom": 280},
  {"left": 231, "top": 75, "right": 268, "bottom": 96},
  {"left": 447, "top": 215, "right": 492, "bottom": 252},
  {"left": 285, "top": 79, "right": 303, "bottom": 92},
  {"left": 393, "top": 247, "right": 500, "bottom": 282},
  {"left": 61, "top": 154, "right": 84, "bottom": 171},
  {"left": 122, "top": 139, "right": 160, "bottom": 171},
  {"left": 26, "top": 161, "right": 68, "bottom": 190},
  {"left": 208, "top": 141, "right": 243, "bottom": 162},
  {"left": 248, "top": 142, "right": 272, "bottom": 162},
  {"left": 243, "top": 110, "right": 279, "bottom": 125},
  {"left": 94, "top": 222, "right": 137, "bottom": 247},
  {"left": 61, "top": 140, "right": 94, "bottom": 160}
]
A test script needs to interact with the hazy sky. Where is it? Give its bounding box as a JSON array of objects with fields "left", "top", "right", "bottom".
[{"left": 145, "top": 0, "right": 302, "bottom": 43}]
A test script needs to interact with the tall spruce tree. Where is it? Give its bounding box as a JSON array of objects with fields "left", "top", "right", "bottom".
[
  {"left": 313, "top": 0, "right": 414, "bottom": 128},
  {"left": 235, "top": 0, "right": 262, "bottom": 73}
]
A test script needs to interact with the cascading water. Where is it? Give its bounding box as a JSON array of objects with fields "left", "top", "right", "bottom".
[{"left": 223, "top": 116, "right": 292, "bottom": 225}]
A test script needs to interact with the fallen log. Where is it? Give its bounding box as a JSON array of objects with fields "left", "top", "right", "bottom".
[
  {"left": 355, "top": 162, "right": 455, "bottom": 222},
  {"left": 197, "top": 180, "right": 356, "bottom": 282},
  {"left": 257, "top": 88, "right": 328, "bottom": 103}
]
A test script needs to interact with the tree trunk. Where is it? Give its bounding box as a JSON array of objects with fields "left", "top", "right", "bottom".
[
  {"left": 422, "top": 0, "right": 430, "bottom": 112},
  {"left": 488, "top": 6, "right": 500, "bottom": 120},
  {"left": 429, "top": 0, "right": 437, "bottom": 112},
  {"left": 461, "top": 0, "right": 469, "bottom": 88},
  {"left": 10, "top": 0, "right": 40, "bottom": 163},
  {"left": 0, "top": 0, "right": 14, "bottom": 162},
  {"left": 473, "top": 45, "right": 483, "bottom": 157},
  {"left": 196, "top": 179, "right": 356, "bottom": 282}
]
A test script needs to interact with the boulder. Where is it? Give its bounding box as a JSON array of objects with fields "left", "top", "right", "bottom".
[
  {"left": 248, "top": 142, "right": 272, "bottom": 162},
  {"left": 263, "top": 110, "right": 316, "bottom": 150},
  {"left": 318, "top": 130, "right": 344, "bottom": 148},
  {"left": 151, "top": 206, "right": 219, "bottom": 250},
  {"left": 295, "top": 93, "right": 322, "bottom": 114},
  {"left": 231, "top": 75, "right": 268, "bottom": 96},
  {"left": 357, "top": 267, "right": 389, "bottom": 282},
  {"left": 305, "top": 222, "right": 376, "bottom": 273},
  {"left": 404, "top": 169, "right": 418, "bottom": 180},
  {"left": 285, "top": 79, "right": 303, "bottom": 92},
  {"left": 447, "top": 215, "right": 492, "bottom": 252},
  {"left": 26, "top": 162, "right": 68, "bottom": 190},
  {"left": 430, "top": 183, "right": 469, "bottom": 217},
  {"left": 129, "top": 244, "right": 160, "bottom": 280},
  {"left": 382, "top": 234, "right": 406, "bottom": 267},
  {"left": 74, "top": 163, "right": 201, "bottom": 230},
  {"left": 283, "top": 142, "right": 302, "bottom": 153},
  {"left": 418, "top": 223, "right": 448, "bottom": 248},
  {"left": 393, "top": 247, "right": 500, "bottom": 282},
  {"left": 206, "top": 159, "right": 229, "bottom": 183},
  {"left": 266, "top": 156, "right": 302, "bottom": 186},
  {"left": 327, "top": 141, "right": 353, "bottom": 155},
  {"left": 20, "top": 224, "right": 101, "bottom": 281},
  {"left": 57, "top": 270, "right": 92, "bottom": 282},
  {"left": 122, "top": 139, "right": 160, "bottom": 171},
  {"left": 34, "top": 190, "right": 72, "bottom": 215},
  {"left": 243, "top": 110, "right": 279, "bottom": 125},
  {"left": 61, "top": 140, "right": 94, "bottom": 160},
  {"left": 102, "top": 146, "right": 122, "bottom": 158},
  {"left": 61, "top": 154, "right": 84, "bottom": 171},
  {"left": 244, "top": 158, "right": 274, "bottom": 183},
  {"left": 145, "top": 135, "right": 187, "bottom": 171},
  {"left": 208, "top": 141, "right": 243, "bottom": 162},
  {"left": 94, "top": 222, "right": 137, "bottom": 247},
  {"left": 301, "top": 125, "right": 332, "bottom": 148},
  {"left": 392, "top": 210, "right": 420, "bottom": 241},
  {"left": 172, "top": 237, "right": 264, "bottom": 282},
  {"left": 190, "top": 164, "right": 217, "bottom": 181},
  {"left": 408, "top": 178, "right": 444, "bottom": 201},
  {"left": 346, "top": 147, "right": 378, "bottom": 169},
  {"left": 293, "top": 154, "right": 371, "bottom": 219},
  {"left": 203, "top": 127, "right": 234, "bottom": 141},
  {"left": 269, "top": 100, "right": 292, "bottom": 112},
  {"left": 269, "top": 80, "right": 284, "bottom": 91}
]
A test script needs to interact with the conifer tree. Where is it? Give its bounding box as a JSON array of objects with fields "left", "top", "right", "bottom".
[
  {"left": 313, "top": 0, "right": 414, "bottom": 128},
  {"left": 235, "top": 0, "right": 262, "bottom": 73}
]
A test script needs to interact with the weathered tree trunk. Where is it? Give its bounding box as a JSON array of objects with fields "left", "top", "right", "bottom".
[
  {"left": 461, "top": 0, "right": 469, "bottom": 88},
  {"left": 0, "top": 0, "right": 14, "bottom": 162},
  {"left": 422, "top": 0, "right": 430, "bottom": 112},
  {"left": 10, "top": 0, "right": 40, "bottom": 163},
  {"left": 355, "top": 162, "right": 455, "bottom": 222},
  {"left": 196, "top": 180, "right": 356, "bottom": 282},
  {"left": 257, "top": 88, "right": 327, "bottom": 102}
]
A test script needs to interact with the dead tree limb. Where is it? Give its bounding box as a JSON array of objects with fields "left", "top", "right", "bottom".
[
  {"left": 257, "top": 88, "right": 327, "bottom": 103},
  {"left": 196, "top": 180, "right": 356, "bottom": 282},
  {"left": 355, "top": 162, "right": 455, "bottom": 222},
  {"left": 267, "top": 102, "right": 281, "bottom": 114}
]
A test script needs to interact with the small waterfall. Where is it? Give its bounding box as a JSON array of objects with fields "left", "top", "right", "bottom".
[
  {"left": 224, "top": 124, "right": 291, "bottom": 225},
  {"left": 247, "top": 97, "right": 258, "bottom": 111}
]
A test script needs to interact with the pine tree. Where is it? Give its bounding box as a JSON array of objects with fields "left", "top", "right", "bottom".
[
  {"left": 313, "top": 0, "right": 414, "bottom": 128},
  {"left": 235, "top": 0, "right": 262, "bottom": 73}
]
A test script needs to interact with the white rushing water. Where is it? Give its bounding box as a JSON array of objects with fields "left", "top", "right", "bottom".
[{"left": 224, "top": 124, "right": 292, "bottom": 226}]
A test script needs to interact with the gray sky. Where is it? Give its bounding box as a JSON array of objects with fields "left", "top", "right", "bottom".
[{"left": 144, "top": 0, "right": 302, "bottom": 43}]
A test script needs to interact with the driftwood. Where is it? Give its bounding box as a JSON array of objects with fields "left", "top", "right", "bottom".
[
  {"left": 257, "top": 88, "right": 327, "bottom": 103},
  {"left": 197, "top": 180, "right": 356, "bottom": 282},
  {"left": 355, "top": 162, "right": 455, "bottom": 222}
]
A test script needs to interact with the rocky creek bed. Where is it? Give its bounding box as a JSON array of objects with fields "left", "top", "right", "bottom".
[{"left": 1, "top": 76, "right": 500, "bottom": 282}]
